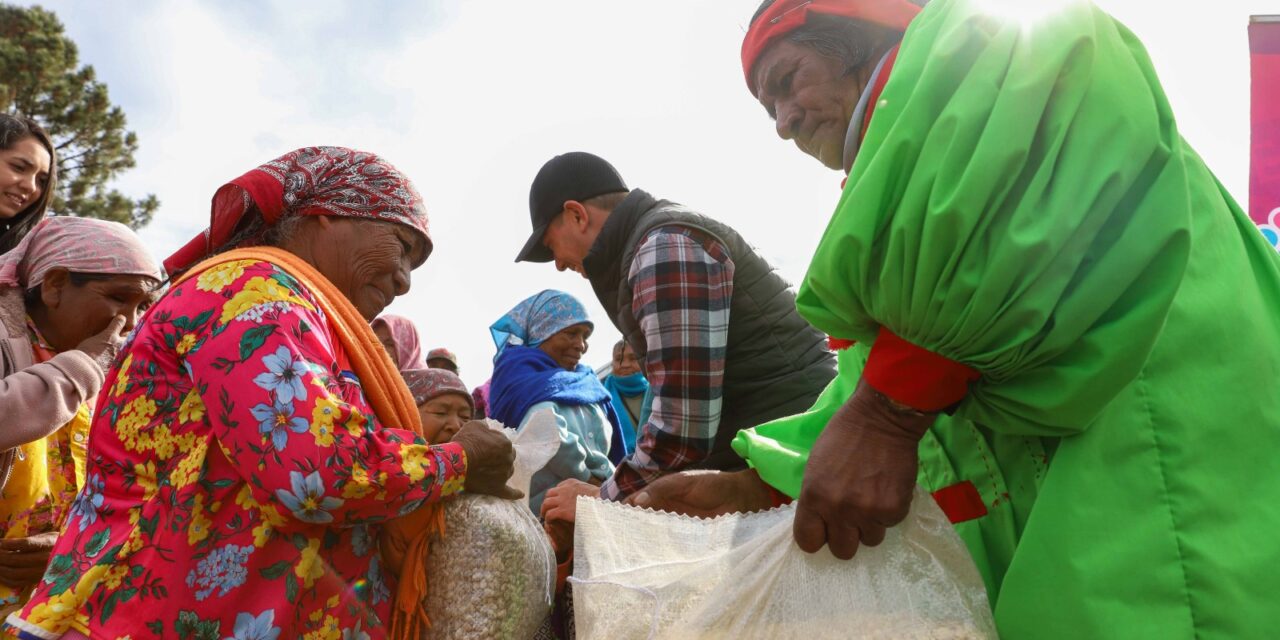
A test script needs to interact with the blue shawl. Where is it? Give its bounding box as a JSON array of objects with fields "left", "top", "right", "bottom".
[
  {"left": 489, "top": 345, "right": 628, "bottom": 463},
  {"left": 602, "top": 373, "right": 649, "bottom": 453}
]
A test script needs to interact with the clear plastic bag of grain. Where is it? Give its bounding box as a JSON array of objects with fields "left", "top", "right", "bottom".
[
  {"left": 571, "top": 486, "right": 996, "bottom": 639},
  {"left": 421, "top": 416, "right": 559, "bottom": 640}
]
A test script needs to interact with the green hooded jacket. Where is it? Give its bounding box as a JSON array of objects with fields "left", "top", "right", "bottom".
[{"left": 733, "top": 1, "right": 1280, "bottom": 637}]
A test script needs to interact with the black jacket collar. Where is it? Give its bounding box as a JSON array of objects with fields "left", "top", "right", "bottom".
[{"left": 582, "top": 188, "right": 658, "bottom": 317}]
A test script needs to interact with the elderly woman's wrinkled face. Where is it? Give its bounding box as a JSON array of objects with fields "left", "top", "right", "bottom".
[
  {"left": 539, "top": 322, "right": 592, "bottom": 372},
  {"left": 418, "top": 393, "right": 472, "bottom": 445},
  {"left": 32, "top": 268, "right": 160, "bottom": 352},
  {"left": 300, "top": 217, "right": 428, "bottom": 321},
  {"left": 752, "top": 39, "right": 867, "bottom": 170},
  {"left": 0, "top": 136, "right": 51, "bottom": 220}
]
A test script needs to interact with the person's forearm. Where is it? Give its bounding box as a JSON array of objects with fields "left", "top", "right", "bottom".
[
  {"left": 0, "top": 352, "right": 101, "bottom": 450},
  {"left": 609, "top": 229, "right": 734, "bottom": 498}
]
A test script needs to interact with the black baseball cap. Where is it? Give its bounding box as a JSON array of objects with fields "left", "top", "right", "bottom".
[{"left": 515, "top": 151, "right": 629, "bottom": 263}]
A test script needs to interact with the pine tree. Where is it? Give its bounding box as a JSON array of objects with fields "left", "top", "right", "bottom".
[{"left": 0, "top": 3, "right": 158, "bottom": 228}]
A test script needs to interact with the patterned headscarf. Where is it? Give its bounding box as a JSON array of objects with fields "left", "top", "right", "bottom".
[
  {"left": 401, "top": 368, "right": 474, "bottom": 409},
  {"left": 0, "top": 216, "right": 163, "bottom": 290},
  {"left": 164, "top": 146, "right": 431, "bottom": 275},
  {"left": 372, "top": 314, "right": 427, "bottom": 369},
  {"left": 741, "top": 0, "right": 920, "bottom": 90},
  {"left": 489, "top": 289, "right": 593, "bottom": 361}
]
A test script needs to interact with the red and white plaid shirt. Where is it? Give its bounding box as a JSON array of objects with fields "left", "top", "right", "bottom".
[{"left": 600, "top": 226, "right": 735, "bottom": 500}]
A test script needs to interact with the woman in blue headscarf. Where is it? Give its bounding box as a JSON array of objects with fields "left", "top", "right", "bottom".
[{"left": 488, "top": 290, "right": 624, "bottom": 513}]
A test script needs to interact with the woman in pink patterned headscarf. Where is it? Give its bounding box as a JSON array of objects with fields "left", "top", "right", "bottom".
[
  {"left": 0, "top": 215, "right": 161, "bottom": 614},
  {"left": 372, "top": 313, "right": 427, "bottom": 369}
]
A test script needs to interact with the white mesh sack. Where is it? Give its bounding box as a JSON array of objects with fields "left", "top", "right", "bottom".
[
  {"left": 421, "top": 415, "right": 560, "bottom": 640},
  {"left": 570, "top": 486, "right": 997, "bottom": 640}
]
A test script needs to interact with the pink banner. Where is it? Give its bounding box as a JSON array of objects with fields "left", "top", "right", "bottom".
[{"left": 1251, "top": 16, "right": 1280, "bottom": 250}]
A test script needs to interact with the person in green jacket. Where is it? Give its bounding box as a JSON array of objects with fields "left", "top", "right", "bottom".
[{"left": 629, "top": 0, "right": 1280, "bottom": 637}]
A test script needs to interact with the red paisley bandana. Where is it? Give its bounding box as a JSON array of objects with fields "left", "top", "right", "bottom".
[
  {"left": 164, "top": 146, "right": 431, "bottom": 275},
  {"left": 741, "top": 0, "right": 920, "bottom": 91}
]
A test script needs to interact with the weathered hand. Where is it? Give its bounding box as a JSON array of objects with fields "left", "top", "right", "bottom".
[
  {"left": 451, "top": 421, "right": 523, "bottom": 500},
  {"left": 0, "top": 531, "right": 59, "bottom": 588},
  {"left": 540, "top": 479, "right": 600, "bottom": 563},
  {"left": 626, "top": 469, "right": 774, "bottom": 518},
  {"left": 539, "top": 478, "right": 599, "bottom": 525},
  {"left": 793, "top": 379, "right": 935, "bottom": 560}
]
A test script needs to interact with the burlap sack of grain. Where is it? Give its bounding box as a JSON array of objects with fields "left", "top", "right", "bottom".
[
  {"left": 422, "top": 415, "right": 560, "bottom": 639},
  {"left": 570, "top": 486, "right": 996, "bottom": 639}
]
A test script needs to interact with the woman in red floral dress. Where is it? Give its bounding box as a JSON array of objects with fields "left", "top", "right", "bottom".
[{"left": 5, "top": 147, "right": 518, "bottom": 640}]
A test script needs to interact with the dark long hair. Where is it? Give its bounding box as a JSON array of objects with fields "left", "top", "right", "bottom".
[{"left": 0, "top": 114, "right": 57, "bottom": 254}]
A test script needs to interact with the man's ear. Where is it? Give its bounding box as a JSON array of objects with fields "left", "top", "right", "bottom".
[
  {"left": 40, "top": 268, "right": 70, "bottom": 309},
  {"left": 562, "top": 201, "right": 590, "bottom": 232}
]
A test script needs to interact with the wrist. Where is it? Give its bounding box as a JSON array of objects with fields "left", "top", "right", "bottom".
[
  {"left": 871, "top": 386, "right": 930, "bottom": 417},
  {"left": 849, "top": 379, "right": 936, "bottom": 441}
]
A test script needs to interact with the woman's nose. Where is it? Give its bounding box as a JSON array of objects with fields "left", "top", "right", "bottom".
[
  {"left": 392, "top": 260, "right": 411, "bottom": 296},
  {"left": 124, "top": 309, "right": 141, "bottom": 332},
  {"left": 443, "top": 416, "right": 464, "bottom": 436}
]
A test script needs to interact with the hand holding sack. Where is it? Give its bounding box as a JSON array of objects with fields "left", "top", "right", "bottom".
[
  {"left": 794, "top": 379, "right": 935, "bottom": 560},
  {"left": 451, "top": 420, "right": 522, "bottom": 501}
]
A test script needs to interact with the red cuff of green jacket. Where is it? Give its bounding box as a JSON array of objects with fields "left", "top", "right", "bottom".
[
  {"left": 827, "top": 337, "right": 857, "bottom": 351},
  {"left": 863, "top": 327, "right": 979, "bottom": 412}
]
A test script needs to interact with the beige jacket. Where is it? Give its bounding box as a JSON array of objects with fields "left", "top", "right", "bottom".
[{"left": 0, "top": 289, "right": 103, "bottom": 490}]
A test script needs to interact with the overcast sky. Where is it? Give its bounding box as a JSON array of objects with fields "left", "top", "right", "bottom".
[{"left": 25, "top": 0, "right": 1277, "bottom": 387}]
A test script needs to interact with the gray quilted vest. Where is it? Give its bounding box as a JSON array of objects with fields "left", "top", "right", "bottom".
[{"left": 584, "top": 190, "right": 836, "bottom": 470}]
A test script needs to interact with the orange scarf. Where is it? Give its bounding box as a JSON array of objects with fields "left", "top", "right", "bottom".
[{"left": 174, "top": 246, "right": 443, "bottom": 639}]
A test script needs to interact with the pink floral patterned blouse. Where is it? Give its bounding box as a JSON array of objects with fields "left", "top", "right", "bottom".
[{"left": 5, "top": 259, "right": 466, "bottom": 640}]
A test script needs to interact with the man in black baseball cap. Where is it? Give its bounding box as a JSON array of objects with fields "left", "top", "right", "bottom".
[
  {"left": 520, "top": 151, "right": 836, "bottom": 556},
  {"left": 514, "top": 151, "right": 630, "bottom": 268}
]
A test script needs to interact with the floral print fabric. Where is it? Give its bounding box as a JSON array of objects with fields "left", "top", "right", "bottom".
[
  {"left": 0, "top": 324, "right": 90, "bottom": 611},
  {"left": 0, "top": 408, "right": 87, "bottom": 612},
  {"left": 5, "top": 259, "right": 466, "bottom": 640}
]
